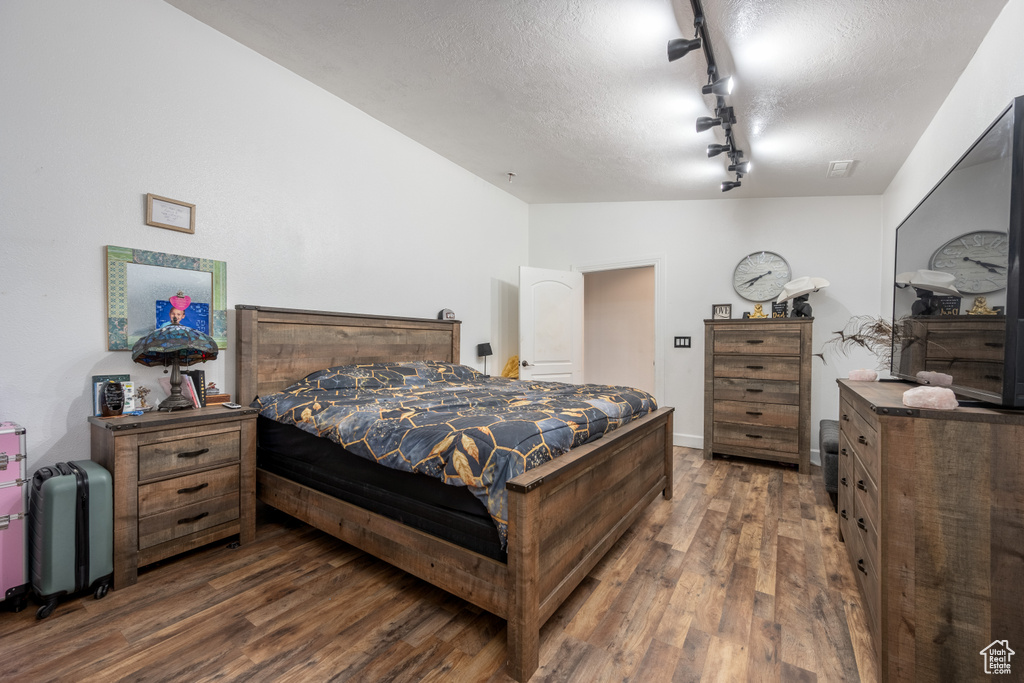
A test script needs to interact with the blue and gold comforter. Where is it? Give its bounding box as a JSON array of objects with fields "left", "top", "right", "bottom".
[{"left": 253, "top": 361, "right": 657, "bottom": 547}]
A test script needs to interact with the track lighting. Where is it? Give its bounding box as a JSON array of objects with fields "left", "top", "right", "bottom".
[
  {"left": 721, "top": 180, "right": 742, "bottom": 192},
  {"left": 667, "top": 37, "right": 701, "bottom": 62},
  {"left": 696, "top": 116, "right": 722, "bottom": 133},
  {"left": 701, "top": 76, "right": 734, "bottom": 96},
  {"left": 728, "top": 161, "right": 752, "bottom": 174},
  {"left": 707, "top": 143, "right": 732, "bottom": 158}
]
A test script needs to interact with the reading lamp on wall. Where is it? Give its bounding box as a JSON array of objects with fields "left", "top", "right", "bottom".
[{"left": 477, "top": 342, "right": 493, "bottom": 377}]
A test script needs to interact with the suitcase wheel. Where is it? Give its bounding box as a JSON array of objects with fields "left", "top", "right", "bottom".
[
  {"left": 94, "top": 583, "right": 109, "bottom": 600},
  {"left": 36, "top": 600, "right": 57, "bottom": 620}
]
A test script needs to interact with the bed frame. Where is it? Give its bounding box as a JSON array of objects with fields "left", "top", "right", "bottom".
[{"left": 235, "top": 305, "right": 674, "bottom": 681}]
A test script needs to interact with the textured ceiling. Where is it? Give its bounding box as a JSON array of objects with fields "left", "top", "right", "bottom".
[{"left": 164, "top": 0, "right": 1008, "bottom": 203}]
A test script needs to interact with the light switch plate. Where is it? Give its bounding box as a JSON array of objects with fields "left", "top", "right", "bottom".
[{"left": 674, "top": 336, "right": 691, "bottom": 348}]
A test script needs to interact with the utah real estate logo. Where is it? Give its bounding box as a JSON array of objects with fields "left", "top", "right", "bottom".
[{"left": 980, "top": 640, "right": 1014, "bottom": 675}]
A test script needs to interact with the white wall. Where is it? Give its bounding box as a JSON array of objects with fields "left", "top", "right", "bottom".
[
  {"left": 0, "top": 0, "right": 528, "bottom": 472},
  {"left": 530, "top": 196, "right": 882, "bottom": 459},
  {"left": 882, "top": 0, "right": 1024, "bottom": 311}
]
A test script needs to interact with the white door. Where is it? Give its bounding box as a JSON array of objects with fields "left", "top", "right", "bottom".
[{"left": 518, "top": 266, "right": 584, "bottom": 383}]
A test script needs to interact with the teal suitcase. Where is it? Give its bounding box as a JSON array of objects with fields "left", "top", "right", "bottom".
[{"left": 29, "top": 460, "right": 113, "bottom": 619}]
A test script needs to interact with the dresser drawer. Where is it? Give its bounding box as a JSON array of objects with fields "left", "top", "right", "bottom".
[
  {"left": 139, "top": 429, "right": 240, "bottom": 480},
  {"left": 925, "top": 360, "right": 1003, "bottom": 394},
  {"left": 714, "top": 356, "right": 800, "bottom": 382},
  {"left": 713, "top": 327, "right": 802, "bottom": 355},
  {"left": 926, "top": 327, "right": 1005, "bottom": 361},
  {"left": 848, "top": 518, "right": 880, "bottom": 636},
  {"left": 713, "top": 378, "right": 800, "bottom": 405},
  {"left": 138, "top": 465, "right": 240, "bottom": 518},
  {"left": 713, "top": 421, "right": 798, "bottom": 453},
  {"left": 138, "top": 492, "right": 239, "bottom": 550},
  {"left": 714, "top": 400, "right": 799, "bottom": 428},
  {"left": 839, "top": 399, "right": 879, "bottom": 477}
]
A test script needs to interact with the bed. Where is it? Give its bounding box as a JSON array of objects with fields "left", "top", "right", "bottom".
[{"left": 235, "top": 305, "right": 674, "bottom": 681}]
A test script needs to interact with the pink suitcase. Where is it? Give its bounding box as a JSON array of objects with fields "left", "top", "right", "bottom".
[{"left": 0, "top": 421, "right": 29, "bottom": 612}]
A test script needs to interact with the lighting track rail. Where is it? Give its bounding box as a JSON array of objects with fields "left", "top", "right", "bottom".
[{"left": 668, "top": 0, "right": 749, "bottom": 192}]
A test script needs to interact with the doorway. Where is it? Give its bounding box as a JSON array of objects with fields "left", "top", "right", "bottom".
[{"left": 582, "top": 265, "right": 656, "bottom": 396}]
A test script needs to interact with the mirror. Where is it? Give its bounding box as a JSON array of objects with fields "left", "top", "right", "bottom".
[{"left": 106, "top": 245, "right": 226, "bottom": 350}]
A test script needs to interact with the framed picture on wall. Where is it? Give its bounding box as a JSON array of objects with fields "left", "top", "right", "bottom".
[
  {"left": 146, "top": 193, "right": 195, "bottom": 234},
  {"left": 712, "top": 303, "right": 732, "bottom": 319}
]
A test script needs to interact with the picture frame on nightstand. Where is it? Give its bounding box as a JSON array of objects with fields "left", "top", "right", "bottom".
[{"left": 711, "top": 303, "right": 732, "bottom": 319}]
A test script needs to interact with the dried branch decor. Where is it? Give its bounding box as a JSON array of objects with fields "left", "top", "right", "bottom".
[{"left": 816, "top": 315, "right": 901, "bottom": 370}]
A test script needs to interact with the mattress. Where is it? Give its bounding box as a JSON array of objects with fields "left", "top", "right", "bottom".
[{"left": 256, "top": 416, "right": 506, "bottom": 561}]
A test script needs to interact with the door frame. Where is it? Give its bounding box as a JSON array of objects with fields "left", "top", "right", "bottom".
[{"left": 573, "top": 255, "right": 665, "bottom": 405}]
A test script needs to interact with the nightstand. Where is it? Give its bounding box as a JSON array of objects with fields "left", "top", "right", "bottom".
[{"left": 88, "top": 406, "right": 257, "bottom": 589}]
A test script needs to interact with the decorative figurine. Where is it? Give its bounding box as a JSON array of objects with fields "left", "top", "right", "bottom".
[
  {"left": 968, "top": 296, "right": 997, "bottom": 315},
  {"left": 895, "top": 270, "right": 961, "bottom": 316},
  {"left": 749, "top": 303, "right": 769, "bottom": 319},
  {"left": 776, "top": 276, "right": 830, "bottom": 318},
  {"left": 207, "top": 380, "right": 219, "bottom": 394},
  {"left": 136, "top": 385, "right": 151, "bottom": 410}
]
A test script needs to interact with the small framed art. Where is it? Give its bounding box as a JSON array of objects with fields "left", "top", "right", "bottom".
[
  {"left": 146, "top": 193, "right": 195, "bottom": 234},
  {"left": 711, "top": 303, "right": 732, "bottom": 320}
]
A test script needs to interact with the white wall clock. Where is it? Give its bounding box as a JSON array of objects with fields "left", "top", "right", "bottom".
[
  {"left": 732, "top": 251, "right": 792, "bottom": 302},
  {"left": 928, "top": 230, "right": 1008, "bottom": 294}
]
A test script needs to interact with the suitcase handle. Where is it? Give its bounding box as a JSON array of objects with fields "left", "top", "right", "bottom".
[
  {"left": 177, "top": 482, "right": 209, "bottom": 495},
  {"left": 178, "top": 511, "right": 209, "bottom": 525},
  {"left": 177, "top": 448, "right": 210, "bottom": 459}
]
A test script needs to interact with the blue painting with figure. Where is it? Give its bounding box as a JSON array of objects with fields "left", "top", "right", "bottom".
[{"left": 155, "top": 300, "right": 210, "bottom": 332}]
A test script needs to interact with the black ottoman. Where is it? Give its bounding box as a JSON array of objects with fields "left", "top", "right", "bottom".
[{"left": 820, "top": 419, "right": 840, "bottom": 511}]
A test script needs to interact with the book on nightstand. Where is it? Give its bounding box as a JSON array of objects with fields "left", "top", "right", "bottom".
[{"left": 184, "top": 370, "right": 207, "bottom": 406}]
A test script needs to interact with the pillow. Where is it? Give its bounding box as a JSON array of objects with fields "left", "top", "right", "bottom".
[{"left": 286, "top": 361, "right": 483, "bottom": 392}]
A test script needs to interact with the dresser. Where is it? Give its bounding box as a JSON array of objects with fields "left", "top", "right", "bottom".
[
  {"left": 897, "top": 316, "right": 1004, "bottom": 394},
  {"left": 89, "top": 406, "right": 257, "bottom": 588},
  {"left": 703, "top": 318, "right": 811, "bottom": 473},
  {"left": 837, "top": 379, "right": 1024, "bottom": 681}
]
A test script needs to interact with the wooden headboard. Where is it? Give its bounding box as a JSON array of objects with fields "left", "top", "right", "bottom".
[{"left": 235, "top": 305, "right": 461, "bottom": 403}]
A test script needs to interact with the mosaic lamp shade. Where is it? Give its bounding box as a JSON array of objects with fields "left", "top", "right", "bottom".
[{"left": 131, "top": 324, "right": 219, "bottom": 411}]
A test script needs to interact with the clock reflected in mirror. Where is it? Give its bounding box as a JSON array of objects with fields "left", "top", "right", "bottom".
[
  {"left": 929, "top": 230, "right": 1009, "bottom": 294},
  {"left": 732, "top": 251, "right": 792, "bottom": 302}
]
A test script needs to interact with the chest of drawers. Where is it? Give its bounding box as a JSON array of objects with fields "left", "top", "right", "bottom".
[
  {"left": 703, "top": 318, "right": 811, "bottom": 472},
  {"left": 836, "top": 379, "right": 1024, "bottom": 681},
  {"left": 89, "top": 406, "right": 257, "bottom": 588}
]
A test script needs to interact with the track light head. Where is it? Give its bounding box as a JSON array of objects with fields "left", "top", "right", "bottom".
[
  {"left": 728, "top": 161, "right": 752, "bottom": 174},
  {"left": 667, "top": 37, "right": 702, "bottom": 62},
  {"left": 721, "top": 180, "right": 742, "bottom": 192},
  {"left": 701, "top": 75, "right": 734, "bottom": 96},
  {"left": 696, "top": 116, "right": 723, "bottom": 133},
  {"left": 707, "top": 143, "right": 732, "bottom": 158}
]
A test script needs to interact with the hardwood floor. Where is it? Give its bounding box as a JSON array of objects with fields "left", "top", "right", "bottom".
[{"left": 0, "top": 447, "right": 876, "bottom": 682}]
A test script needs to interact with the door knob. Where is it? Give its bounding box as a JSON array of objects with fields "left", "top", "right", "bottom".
[{"left": 521, "top": 360, "right": 530, "bottom": 367}]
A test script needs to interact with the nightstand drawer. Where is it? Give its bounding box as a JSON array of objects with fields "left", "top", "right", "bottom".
[
  {"left": 713, "top": 421, "right": 798, "bottom": 453},
  {"left": 138, "top": 465, "right": 240, "bottom": 517},
  {"left": 139, "top": 429, "right": 240, "bottom": 480},
  {"left": 138, "top": 492, "right": 239, "bottom": 550},
  {"left": 713, "top": 378, "right": 800, "bottom": 405},
  {"left": 713, "top": 356, "right": 800, "bottom": 382},
  {"left": 713, "top": 328, "right": 801, "bottom": 355},
  {"left": 714, "top": 400, "right": 799, "bottom": 428}
]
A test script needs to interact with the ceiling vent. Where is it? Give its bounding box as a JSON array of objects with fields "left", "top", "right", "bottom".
[{"left": 827, "top": 160, "right": 856, "bottom": 178}]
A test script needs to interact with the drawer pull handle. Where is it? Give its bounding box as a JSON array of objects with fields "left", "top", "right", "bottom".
[
  {"left": 842, "top": 413, "right": 849, "bottom": 421},
  {"left": 840, "top": 477, "right": 848, "bottom": 487},
  {"left": 177, "top": 448, "right": 210, "bottom": 459},
  {"left": 856, "top": 480, "right": 867, "bottom": 491},
  {"left": 178, "top": 511, "right": 209, "bottom": 525},
  {"left": 857, "top": 518, "right": 867, "bottom": 531},
  {"left": 840, "top": 509, "right": 848, "bottom": 520},
  {"left": 857, "top": 436, "right": 868, "bottom": 445},
  {"left": 985, "top": 375, "right": 1001, "bottom": 380},
  {"left": 745, "top": 339, "right": 765, "bottom": 344},
  {"left": 745, "top": 411, "right": 763, "bottom": 416},
  {"left": 840, "top": 448, "right": 848, "bottom": 456},
  {"left": 984, "top": 342, "right": 1004, "bottom": 348},
  {"left": 857, "top": 559, "right": 867, "bottom": 575},
  {"left": 177, "top": 482, "right": 209, "bottom": 495},
  {"left": 745, "top": 434, "right": 763, "bottom": 439},
  {"left": 745, "top": 388, "right": 764, "bottom": 393},
  {"left": 746, "top": 365, "right": 764, "bottom": 370}
]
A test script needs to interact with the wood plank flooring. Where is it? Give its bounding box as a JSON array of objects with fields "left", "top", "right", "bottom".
[{"left": 0, "top": 448, "right": 876, "bottom": 682}]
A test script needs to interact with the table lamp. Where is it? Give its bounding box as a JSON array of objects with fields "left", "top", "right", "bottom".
[
  {"left": 477, "top": 342, "right": 493, "bottom": 377},
  {"left": 131, "top": 324, "right": 219, "bottom": 411}
]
